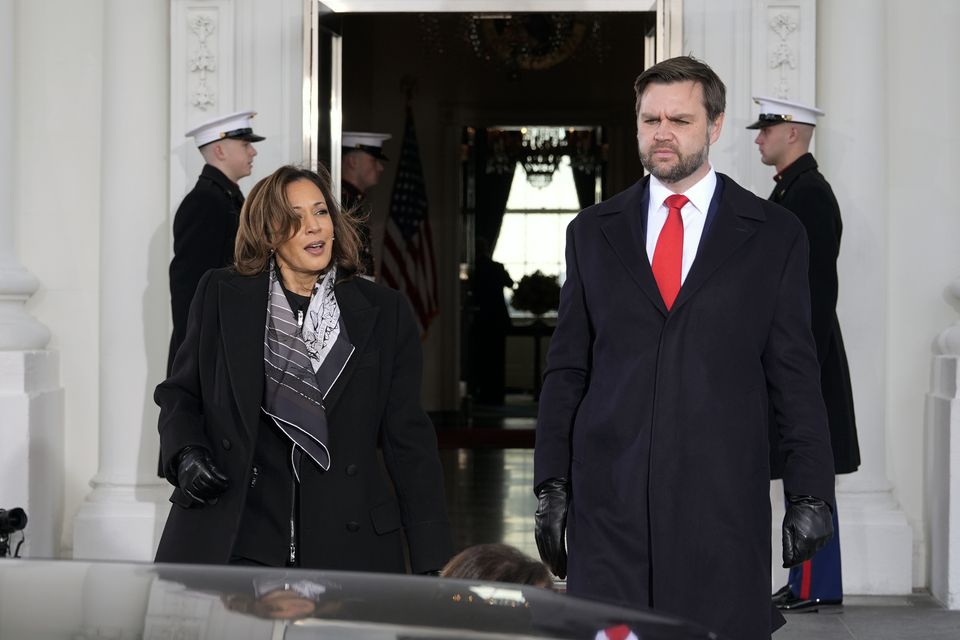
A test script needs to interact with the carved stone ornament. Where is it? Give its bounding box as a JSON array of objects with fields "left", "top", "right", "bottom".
[
  {"left": 769, "top": 12, "right": 798, "bottom": 41},
  {"left": 188, "top": 14, "right": 217, "bottom": 110},
  {"left": 767, "top": 11, "right": 800, "bottom": 99}
]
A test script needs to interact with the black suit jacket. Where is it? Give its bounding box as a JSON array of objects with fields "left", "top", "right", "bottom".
[
  {"left": 769, "top": 153, "right": 860, "bottom": 475},
  {"left": 167, "top": 164, "right": 244, "bottom": 374},
  {"left": 534, "top": 173, "right": 836, "bottom": 640},
  {"left": 155, "top": 269, "right": 452, "bottom": 574}
]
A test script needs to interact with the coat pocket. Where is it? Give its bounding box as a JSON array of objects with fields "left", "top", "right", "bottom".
[{"left": 369, "top": 498, "right": 401, "bottom": 535}]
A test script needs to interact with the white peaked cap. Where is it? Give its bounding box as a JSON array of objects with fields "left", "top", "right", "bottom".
[
  {"left": 185, "top": 110, "right": 265, "bottom": 147},
  {"left": 746, "top": 96, "right": 825, "bottom": 129},
  {"left": 342, "top": 131, "right": 392, "bottom": 160}
]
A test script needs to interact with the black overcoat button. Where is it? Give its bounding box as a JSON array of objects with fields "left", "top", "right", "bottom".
[
  {"left": 221, "top": 438, "right": 231, "bottom": 450},
  {"left": 345, "top": 464, "right": 358, "bottom": 476},
  {"left": 346, "top": 521, "right": 360, "bottom": 532}
]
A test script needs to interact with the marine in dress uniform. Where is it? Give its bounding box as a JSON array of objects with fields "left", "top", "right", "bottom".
[
  {"left": 168, "top": 110, "right": 265, "bottom": 373},
  {"left": 748, "top": 96, "right": 861, "bottom": 613},
  {"left": 341, "top": 131, "right": 391, "bottom": 278}
]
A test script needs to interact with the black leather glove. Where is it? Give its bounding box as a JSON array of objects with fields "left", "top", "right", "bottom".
[
  {"left": 782, "top": 495, "right": 834, "bottom": 568},
  {"left": 535, "top": 477, "right": 569, "bottom": 579},
  {"left": 177, "top": 447, "right": 229, "bottom": 505}
]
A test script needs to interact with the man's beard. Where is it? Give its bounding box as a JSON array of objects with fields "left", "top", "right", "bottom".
[{"left": 639, "top": 136, "right": 710, "bottom": 184}]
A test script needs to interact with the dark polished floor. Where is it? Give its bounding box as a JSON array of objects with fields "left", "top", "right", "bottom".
[
  {"left": 440, "top": 447, "right": 538, "bottom": 559},
  {"left": 432, "top": 395, "right": 539, "bottom": 558},
  {"left": 433, "top": 399, "right": 960, "bottom": 640}
]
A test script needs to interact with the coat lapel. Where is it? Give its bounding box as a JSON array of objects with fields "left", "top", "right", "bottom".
[
  {"left": 599, "top": 178, "right": 669, "bottom": 315},
  {"left": 672, "top": 175, "right": 765, "bottom": 311},
  {"left": 219, "top": 272, "right": 268, "bottom": 442},
  {"left": 321, "top": 279, "right": 379, "bottom": 413}
]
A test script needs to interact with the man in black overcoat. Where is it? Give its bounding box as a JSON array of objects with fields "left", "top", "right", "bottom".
[
  {"left": 533, "top": 57, "right": 837, "bottom": 640},
  {"left": 167, "top": 110, "right": 265, "bottom": 374},
  {"left": 749, "top": 96, "right": 861, "bottom": 612}
]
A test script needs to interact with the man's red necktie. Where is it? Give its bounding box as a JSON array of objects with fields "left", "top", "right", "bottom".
[{"left": 651, "top": 193, "right": 688, "bottom": 310}]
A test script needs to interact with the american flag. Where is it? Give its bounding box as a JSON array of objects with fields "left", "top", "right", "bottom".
[{"left": 381, "top": 106, "right": 439, "bottom": 336}]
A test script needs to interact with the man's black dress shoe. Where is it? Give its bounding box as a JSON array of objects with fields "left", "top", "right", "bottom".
[
  {"left": 771, "top": 584, "right": 792, "bottom": 606},
  {"left": 777, "top": 592, "right": 843, "bottom": 613}
]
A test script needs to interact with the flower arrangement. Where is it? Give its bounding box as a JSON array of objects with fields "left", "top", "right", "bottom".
[{"left": 511, "top": 270, "right": 561, "bottom": 316}]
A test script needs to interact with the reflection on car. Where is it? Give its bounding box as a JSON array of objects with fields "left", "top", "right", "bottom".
[{"left": 0, "top": 559, "right": 719, "bottom": 639}]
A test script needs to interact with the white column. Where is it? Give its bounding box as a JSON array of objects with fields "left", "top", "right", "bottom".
[
  {"left": 0, "top": 0, "right": 48, "bottom": 352},
  {"left": 73, "top": 0, "right": 172, "bottom": 561},
  {"left": 927, "top": 277, "right": 960, "bottom": 609},
  {"left": 0, "top": 0, "right": 64, "bottom": 559},
  {"left": 816, "top": 0, "right": 911, "bottom": 594}
]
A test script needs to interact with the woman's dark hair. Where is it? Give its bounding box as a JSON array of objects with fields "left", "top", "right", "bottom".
[
  {"left": 633, "top": 55, "right": 726, "bottom": 122},
  {"left": 440, "top": 543, "right": 553, "bottom": 588},
  {"left": 234, "top": 164, "right": 362, "bottom": 278}
]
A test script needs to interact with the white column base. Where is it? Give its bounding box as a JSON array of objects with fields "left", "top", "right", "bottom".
[
  {"left": 834, "top": 488, "right": 913, "bottom": 594},
  {"left": 72, "top": 484, "right": 171, "bottom": 562},
  {"left": 0, "top": 350, "right": 63, "bottom": 558},
  {"left": 0, "top": 267, "right": 51, "bottom": 350},
  {"left": 771, "top": 481, "right": 913, "bottom": 595}
]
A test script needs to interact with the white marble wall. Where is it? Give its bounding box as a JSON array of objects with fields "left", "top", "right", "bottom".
[
  {"left": 884, "top": 0, "right": 960, "bottom": 590},
  {"left": 818, "top": 0, "right": 914, "bottom": 595}
]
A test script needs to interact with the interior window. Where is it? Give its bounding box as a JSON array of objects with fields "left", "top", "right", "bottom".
[{"left": 493, "top": 155, "right": 581, "bottom": 314}]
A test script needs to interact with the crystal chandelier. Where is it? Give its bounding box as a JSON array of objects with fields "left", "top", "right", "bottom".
[{"left": 520, "top": 127, "right": 566, "bottom": 189}]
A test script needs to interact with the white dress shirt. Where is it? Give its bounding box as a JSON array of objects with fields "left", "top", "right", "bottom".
[{"left": 645, "top": 168, "right": 718, "bottom": 284}]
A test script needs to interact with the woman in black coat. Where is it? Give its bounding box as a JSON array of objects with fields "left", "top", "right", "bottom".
[{"left": 155, "top": 165, "right": 452, "bottom": 574}]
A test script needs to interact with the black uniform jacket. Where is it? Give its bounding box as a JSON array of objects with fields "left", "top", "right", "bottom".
[
  {"left": 534, "top": 174, "right": 836, "bottom": 640},
  {"left": 155, "top": 268, "right": 452, "bottom": 574},
  {"left": 769, "top": 153, "right": 860, "bottom": 476},
  {"left": 342, "top": 181, "right": 376, "bottom": 277},
  {"left": 167, "top": 164, "right": 244, "bottom": 374}
]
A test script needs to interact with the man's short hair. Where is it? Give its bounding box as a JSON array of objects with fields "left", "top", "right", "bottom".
[{"left": 634, "top": 55, "right": 726, "bottom": 122}]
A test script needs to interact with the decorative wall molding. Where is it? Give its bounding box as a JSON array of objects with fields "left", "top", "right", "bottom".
[
  {"left": 176, "top": 1, "right": 234, "bottom": 127},
  {"left": 751, "top": 0, "right": 815, "bottom": 106},
  {"left": 766, "top": 6, "right": 798, "bottom": 98},
  {"left": 766, "top": 10, "right": 799, "bottom": 97},
  {"left": 768, "top": 10, "right": 798, "bottom": 41},
  {"left": 187, "top": 12, "right": 218, "bottom": 110}
]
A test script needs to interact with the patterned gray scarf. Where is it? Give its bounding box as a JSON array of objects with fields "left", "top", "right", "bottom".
[{"left": 262, "top": 261, "right": 354, "bottom": 479}]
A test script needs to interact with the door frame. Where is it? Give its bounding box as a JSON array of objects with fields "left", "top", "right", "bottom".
[{"left": 301, "top": 0, "right": 683, "bottom": 171}]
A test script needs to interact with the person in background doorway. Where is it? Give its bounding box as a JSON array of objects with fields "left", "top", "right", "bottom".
[
  {"left": 470, "top": 237, "right": 514, "bottom": 405},
  {"left": 341, "top": 131, "right": 391, "bottom": 279},
  {"left": 749, "top": 95, "right": 860, "bottom": 613}
]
